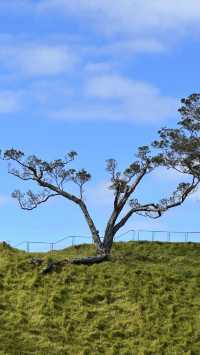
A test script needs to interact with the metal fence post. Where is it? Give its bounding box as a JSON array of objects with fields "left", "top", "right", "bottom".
[{"left": 13, "top": 229, "right": 200, "bottom": 252}]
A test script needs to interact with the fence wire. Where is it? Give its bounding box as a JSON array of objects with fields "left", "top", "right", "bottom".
[{"left": 3, "top": 229, "right": 200, "bottom": 252}]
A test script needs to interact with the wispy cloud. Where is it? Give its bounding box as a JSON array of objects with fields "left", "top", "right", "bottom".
[
  {"left": 51, "top": 74, "right": 177, "bottom": 124},
  {"left": 0, "top": 4, "right": 186, "bottom": 124},
  {"left": 0, "top": 195, "right": 10, "bottom": 207},
  {"left": 0, "top": 34, "right": 178, "bottom": 124},
  {"left": 17, "top": 45, "right": 76, "bottom": 76},
  {"left": 86, "top": 181, "right": 113, "bottom": 207},
  {"left": 190, "top": 188, "right": 200, "bottom": 202},
  {"left": 0, "top": 1, "right": 33, "bottom": 13},
  {"left": 102, "top": 39, "right": 167, "bottom": 55},
  {"left": 152, "top": 167, "right": 187, "bottom": 182},
  {"left": 34, "top": 0, "right": 200, "bottom": 71},
  {"left": 0, "top": 41, "right": 77, "bottom": 77},
  {"left": 27, "top": 79, "right": 73, "bottom": 106},
  {"left": 0, "top": 91, "right": 22, "bottom": 114},
  {"left": 38, "top": 0, "right": 200, "bottom": 42},
  {"left": 84, "top": 62, "right": 114, "bottom": 74},
  {"left": 1, "top": 1, "right": 200, "bottom": 64}
]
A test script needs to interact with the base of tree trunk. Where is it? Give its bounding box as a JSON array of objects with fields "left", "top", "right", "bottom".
[
  {"left": 68, "top": 254, "right": 109, "bottom": 265},
  {"left": 39, "top": 254, "right": 110, "bottom": 274}
]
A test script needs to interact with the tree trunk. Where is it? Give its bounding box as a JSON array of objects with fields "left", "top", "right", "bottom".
[
  {"left": 95, "top": 239, "right": 105, "bottom": 255},
  {"left": 102, "top": 231, "right": 115, "bottom": 255}
]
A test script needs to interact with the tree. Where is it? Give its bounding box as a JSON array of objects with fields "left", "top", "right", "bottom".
[{"left": 1, "top": 95, "right": 200, "bottom": 263}]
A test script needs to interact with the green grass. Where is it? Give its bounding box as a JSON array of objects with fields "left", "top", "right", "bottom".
[{"left": 0, "top": 241, "right": 200, "bottom": 354}]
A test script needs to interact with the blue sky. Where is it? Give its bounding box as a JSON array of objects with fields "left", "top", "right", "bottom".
[{"left": 0, "top": 0, "right": 200, "bottom": 246}]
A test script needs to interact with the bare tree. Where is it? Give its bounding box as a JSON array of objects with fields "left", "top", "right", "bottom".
[{"left": 1, "top": 95, "right": 200, "bottom": 263}]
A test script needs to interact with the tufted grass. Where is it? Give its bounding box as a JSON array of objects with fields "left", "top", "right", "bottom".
[{"left": 0, "top": 241, "right": 200, "bottom": 354}]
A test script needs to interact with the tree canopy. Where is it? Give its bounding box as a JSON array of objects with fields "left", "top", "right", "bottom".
[{"left": 153, "top": 93, "right": 200, "bottom": 179}]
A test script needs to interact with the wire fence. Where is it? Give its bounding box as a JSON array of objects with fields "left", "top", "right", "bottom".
[{"left": 2, "top": 229, "right": 200, "bottom": 253}]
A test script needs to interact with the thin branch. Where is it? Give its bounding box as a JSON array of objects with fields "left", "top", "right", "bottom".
[
  {"left": 116, "top": 167, "right": 148, "bottom": 213},
  {"left": 18, "top": 194, "right": 59, "bottom": 211},
  {"left": 113, "top": 178, "right": 199, "bottom": 234},
  {"left": 8, "top": 170, "right": 35, "bottom": 181}
]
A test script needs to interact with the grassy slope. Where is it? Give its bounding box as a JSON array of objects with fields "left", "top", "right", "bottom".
[{"left": 0, "top": 241, "right": 200, "bottom": 355}]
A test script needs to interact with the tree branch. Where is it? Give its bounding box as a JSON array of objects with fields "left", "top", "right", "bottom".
[
  {"left": 2, "top": 149, "right": 102, "bottom": 248},
  {"left": 113, "top": 178, "right": 199, "bottom": 234},
  {"left": 12, "top": 190, "right": 60, "bottom": 211},
  {"left": 104, "top": 166, "right": 149, "bottom": 240},
  {"left": 119, "top": 167, "right": 148, "bottom": 208}
]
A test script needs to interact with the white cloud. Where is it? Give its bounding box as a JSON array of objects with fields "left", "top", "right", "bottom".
[
  {"left": 17, "top": 45, "right": 76, "bottom": 76},
  {"left": 86, "top": 75, "right": 177, "bottom": 123},
  {"left": 84, "top": 62, "right": 114, "bottom": 74},
  {"left": 86, "top": 74, "right": 138, "bottom": 99},
  {"left": 38, "top": 0, "right": 200, "bottom": 41},
  {"left": 1, "top": 1, "right": 199, "bottom": 62},
  {"left": 0, "top": 1, "right": 33, "bottom": 13},
  {"left": 0, "top": 80, "right": 73, "bottom": 116},
  {"left": 27, "top": 79, "right": 73, "bottom": 105},
  {"left": 103, "top": 39, "right": 167, "bottom": 55},
  {"left": 190, "top": 188, "right": 200, "bottom": 202},
  {"left": 52, "top": 74, "right": 177, "bottom": 124},
  {"left": 0, "top": 33, "right": 177, "bottom": 124},
  {"left": 86, "top": 181, "right": 114, "bottom": 206},
  {"left": 0, "top": 91, "right": 22, "bottom": 113},
  {"left": 0, "top": 43, "right": 77, "bottom": 77},
  {"left": 152, "top": 167, "right": 187, "bottom": 182},
  {"left": 0, "top": 195, "right": 9, "bottom": 207},
  {"left": 50, "top": 105, "right": 123, "bottom": 122}
]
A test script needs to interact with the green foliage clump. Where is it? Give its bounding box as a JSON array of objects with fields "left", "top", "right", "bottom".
[{"left": 0, "top": 241, "right": 200, "bottom": 354}]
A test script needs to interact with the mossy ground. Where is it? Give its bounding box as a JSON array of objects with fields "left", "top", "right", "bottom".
[{"left": 0, "top": 241, "right": 200, "bottom": 354}]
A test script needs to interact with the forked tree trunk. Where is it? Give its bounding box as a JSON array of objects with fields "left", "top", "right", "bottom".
[
  {"left": 67, "top": 232, "right": 114, "bottom": 268},
  {"left": 95, "top": 238, "right": 105, "bottom": 255},
  {"left": 101, "top": 231, "right": 115, "bottom": 255},
  {"left": 93, "top": 232, "right": 115, "bottom": 256}
]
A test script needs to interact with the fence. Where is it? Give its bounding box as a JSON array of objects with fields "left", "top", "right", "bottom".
[
  {"left": 116, "top": 230, "right": 200, "bottom": 243},
  {"left": 5, "top": 229, "right": 200, "bottom": 252},
  {"left": 14, "top": 235, "right": 92, "bottom": 253}
]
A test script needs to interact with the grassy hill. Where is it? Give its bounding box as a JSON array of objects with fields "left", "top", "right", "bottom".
[{"left": 0, "top": 241, "right": 200, "bottom": 354}]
